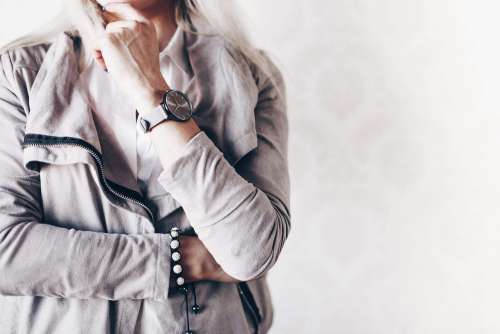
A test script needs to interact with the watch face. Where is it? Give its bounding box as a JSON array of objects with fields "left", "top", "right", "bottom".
[{"left": 164, "top": 90, "right": 192, "bottom": 121}]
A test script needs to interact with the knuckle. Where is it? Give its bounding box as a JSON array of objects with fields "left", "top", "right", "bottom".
[
  {"left": 134, "top": 21, "right": 147, "bottom": 31},
  {"left": 131, "top": 21, "right": 141, "bottom": 32},
  {"left": 139, "top": 20, "right": 152, "bottom": 29},
  {"left": 104, "top": 32, "right": 120, "bottom": 44},
  {"left": 105, "top": 21, "right": 117, "bottom": 32}
]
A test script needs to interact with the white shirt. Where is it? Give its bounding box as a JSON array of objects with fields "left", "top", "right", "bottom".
[{"left": 77, "top": 26, "right": 192, "bottom": 199}]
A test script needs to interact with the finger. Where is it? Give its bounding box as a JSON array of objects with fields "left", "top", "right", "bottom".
[
  {"left": 96, "top": 58, "right": 107, "bottom": 72},
  {"left": 105, "top": 19, "right": 140, "bottom": 33},
  {"left": 103, "top": 20, "right": 142, "bottom": 47},
  {"left": 93, "top": 49, "right": 108, "bottom": 72},
  {"left": 103, "top": 2, "right": 149, "bottom": 23},
  {"left": 101, "top": 10, "right": 121, "bottom": 25}
]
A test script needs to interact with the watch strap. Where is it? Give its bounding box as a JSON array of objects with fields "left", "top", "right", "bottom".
[{"left": 139, "top": 104, "right": 169, "bottom": 133}]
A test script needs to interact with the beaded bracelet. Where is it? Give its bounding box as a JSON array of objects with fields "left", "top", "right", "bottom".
[
  {"left": 169, "top": 227, "right": 195, "bottom": 334},
  {"left": 169, "top": 227, "right": 185, "bottom": 287}
]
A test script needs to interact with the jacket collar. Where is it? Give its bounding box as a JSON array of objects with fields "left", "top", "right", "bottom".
[
  {"left": 159, "top": 25, "right": 192, "bottom": 77},
  {"left": 25, "top": 31, "right": 102, "bottom": 153}
]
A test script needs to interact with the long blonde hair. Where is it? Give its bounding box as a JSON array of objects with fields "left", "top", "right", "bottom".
[{"left": 0, "top": 0, "right": 283, "bottom": 97}]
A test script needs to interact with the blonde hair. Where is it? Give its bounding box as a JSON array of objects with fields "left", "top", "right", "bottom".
[{"left": 0, "top": 0, "right": 283, "bottom": 97}]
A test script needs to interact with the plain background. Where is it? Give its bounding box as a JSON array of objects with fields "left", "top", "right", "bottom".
[{"left": 1, "top": 1, "right": 500, "bottom": 333}]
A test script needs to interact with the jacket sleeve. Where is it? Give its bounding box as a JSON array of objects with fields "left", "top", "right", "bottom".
[
  {"left": 0, "top": 51, "right": 171, "bottom": 301},
  {"left": 157, "top": 51, "right": 291, "bottom": 281}
]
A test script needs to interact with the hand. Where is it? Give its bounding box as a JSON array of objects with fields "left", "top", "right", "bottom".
[
  {"left": 170, "top": 235, "right": 242, "bottom": 285},
  {"left": 95, "top": 2, "right": 169, "bottom": 114}
]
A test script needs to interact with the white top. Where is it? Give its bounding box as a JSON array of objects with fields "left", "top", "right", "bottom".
[{"left": 77, "top": 26, "right": 191, "bottom": 198}]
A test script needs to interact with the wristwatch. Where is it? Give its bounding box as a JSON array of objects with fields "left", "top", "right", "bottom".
[{"left": 138, "top": 89, "right": 193, "bottom": 133}]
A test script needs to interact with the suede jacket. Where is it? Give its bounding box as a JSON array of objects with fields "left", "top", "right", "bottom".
[{"left": 0, "top": 28, "right": 290, "bottom": 334}]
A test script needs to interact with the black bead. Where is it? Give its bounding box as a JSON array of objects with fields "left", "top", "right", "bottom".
[
  {"left": 184, "top": 331, "right": 194, "bottom": 334},
  {"left": 192, "top": 304, "right": 201, "bottom": 314}
]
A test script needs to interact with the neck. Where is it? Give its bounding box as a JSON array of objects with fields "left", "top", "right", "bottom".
[{"left": 138, "top": 1, "right": 177, "bottom": 51}]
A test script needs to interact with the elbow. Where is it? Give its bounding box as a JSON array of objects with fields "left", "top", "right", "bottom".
[
  {"left": 231, "top": 254, "right": 275, "bottom": 282},
  {"left": 224, "top": 207, "right": 291, "bottom": 281}
]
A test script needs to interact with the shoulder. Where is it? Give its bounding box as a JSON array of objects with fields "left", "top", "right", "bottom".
[
  {"left": 252, "top": 48, "right": 286, "bottom": 95},
  {"left": 0, "top": 41, "right": 52, "bottom": 75},
  {"left": 0, "top": 40, "right": 53, "bottom": 115},
  {"left": 216, "top": 38, "right": 286, "bottom": 103},
  {"left": 0, "top": 40, "right": 53, "bottom": 97},
  {"left": 182, "top": 28, "right": 285, "bottom": 89}
]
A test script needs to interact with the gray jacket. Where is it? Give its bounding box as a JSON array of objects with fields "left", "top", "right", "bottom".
[{"left": 0, "top": 27, "right": 290, "bottom": 334}]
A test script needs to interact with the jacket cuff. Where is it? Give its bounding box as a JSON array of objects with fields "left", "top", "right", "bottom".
[
  {"left": 153, "top": 233, "right": 171, "bottom": 301},
  {"left": 156, "top": 130, "right": 209, "bottom": 189}
]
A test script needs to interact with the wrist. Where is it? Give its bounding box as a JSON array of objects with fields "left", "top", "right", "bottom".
[{"left": 137, "top": 83, "right": 170, "bottom": 116}]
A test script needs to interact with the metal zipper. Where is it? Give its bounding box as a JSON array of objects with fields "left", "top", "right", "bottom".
[
  {"left": 23, "top": 137, "right": 155, "bottom": 222},
  {"left": 238, "top": 283, "right": 261, "bottom": 334}
]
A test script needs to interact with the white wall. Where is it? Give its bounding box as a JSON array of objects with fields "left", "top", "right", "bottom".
[
  {"left": 240, "top": 1, "right": 500, "bottom": 333},
  {"left": 2, "top": 1, "right": 500, "bottom": 333}
]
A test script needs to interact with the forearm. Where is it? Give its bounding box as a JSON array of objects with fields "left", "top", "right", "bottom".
[
  {"left": 155, "top": 132, "right": 289, "bottom": 281},
  {"left": 0, "top": 220, "right": 171, "bottom": 300}
]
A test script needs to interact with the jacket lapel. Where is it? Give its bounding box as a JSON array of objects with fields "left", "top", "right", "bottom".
[{"left": 26, "top": 31, "right": 102, "bottom": 155}]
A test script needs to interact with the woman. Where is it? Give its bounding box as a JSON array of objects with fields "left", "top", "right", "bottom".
[{"left": 0, "top": 0, "right": 290, "bottom": 333}]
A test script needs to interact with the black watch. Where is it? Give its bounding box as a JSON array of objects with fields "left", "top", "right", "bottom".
[{"left": 138, "top": 89, "right": 193, "bottom": 133}]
